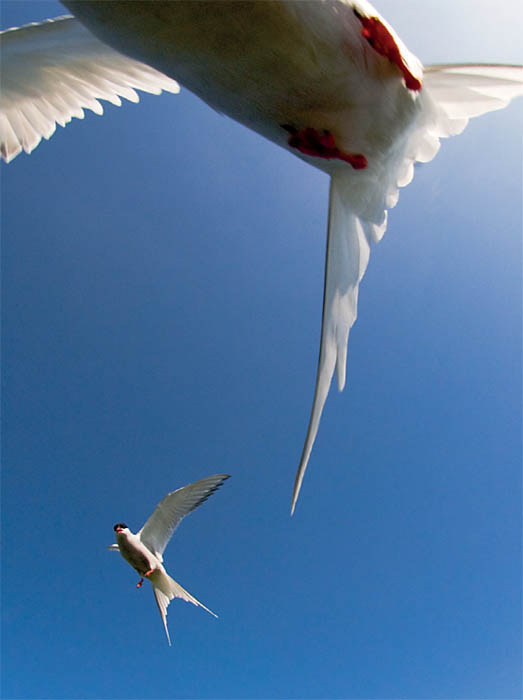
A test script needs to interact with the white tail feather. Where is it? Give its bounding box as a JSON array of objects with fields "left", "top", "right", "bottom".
[
  {"left": 152, "top": 586, "right": 172, "bottom": 646},
  {"left": 150, "top": 570, "right": 217, "bottom": 646},
  {"left": 291, "top": 174, "right": 372, "bottom": 515}
]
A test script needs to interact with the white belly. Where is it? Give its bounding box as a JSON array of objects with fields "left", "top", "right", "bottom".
[{"left": 62, "top": 1, "right": 421, "bottom": 168}]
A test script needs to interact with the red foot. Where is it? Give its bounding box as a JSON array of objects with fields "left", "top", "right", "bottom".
[
  {"left": 284, "top": 126, "right": 367, "bottom": 169},
  {"left": 136, "top": 578, "right": 144, "bottom": 588},
  {"left": 144, "top": 569, "right": 154, "bottom": 578},
  {"left": 354, "top": 10, "right": 422, "bottom": 91}
]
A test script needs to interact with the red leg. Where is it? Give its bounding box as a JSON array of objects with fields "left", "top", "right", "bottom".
[
  {"left": 136, "top": 578, "right": 144, "bottom": 588},
  {"left": 144, "top": 569, "right": 154, "bottom": 578},
  {"left": 353, "top": 10, "right": 422, "bottom": 91},
  {"left": 285, "top": 126, "right": 367, "bottom": 170}
]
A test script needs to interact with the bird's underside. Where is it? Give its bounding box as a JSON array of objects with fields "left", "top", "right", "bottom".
[{"left": 62, "top": 0, "right": 423, "bottom": 169}]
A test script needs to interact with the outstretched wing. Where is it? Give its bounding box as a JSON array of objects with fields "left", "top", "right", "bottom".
[
  {"left": 139, "top": 474, "right": 230, "bottom": 560},
  {"left": 0, "top": 15, "right": 179, "bottom": 162},
  {"left": 291, "top": 64, "right": 523, "bottom": 514},
  {"left": 423, "top": 64, "right": 523, "bottom": 121}
]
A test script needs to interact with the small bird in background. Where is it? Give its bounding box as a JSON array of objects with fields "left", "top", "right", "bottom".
[
  {"left": 1, "top": 2, "right": 522, "bottom": 513},
  {"left": 108, "top": 474, "right": 230, "bottom": 646}
]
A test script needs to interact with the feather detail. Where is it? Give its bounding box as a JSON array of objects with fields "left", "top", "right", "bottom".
[
  {"left": 138, "top": 474, "right": 230, "bottom": 560},
  {"left": 291, "top": 173, "right": 375, "bottom": 514},
  {"left": 0, "top": 16, "right": 179, "bottom": 162},
  {"left": 151, "top": 570, "right": 217, "bottom": 646}
]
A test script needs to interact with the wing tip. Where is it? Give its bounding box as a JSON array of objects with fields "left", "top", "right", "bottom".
[{"left": 190, "top": 473, "right": 231, "bottom": 511}]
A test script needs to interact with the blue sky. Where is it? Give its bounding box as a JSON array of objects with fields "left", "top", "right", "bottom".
[{"left": 1, "top": 2, "right": 521, "bottom": 698}]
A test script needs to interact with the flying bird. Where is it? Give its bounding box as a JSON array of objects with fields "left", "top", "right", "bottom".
[
  {"left": 108, "top": 473, "right": 230, "bottom": 645},
  {"left": 1, "top": 2, "right": 522, "bottom": 513}
]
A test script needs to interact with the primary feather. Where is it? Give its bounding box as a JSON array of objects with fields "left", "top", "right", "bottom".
[
  {"left": 138, "top": 474, "right": 230, "bottom": 560},
  {"left": 0, "top": 16, "right": 179, "bottom": 162}
]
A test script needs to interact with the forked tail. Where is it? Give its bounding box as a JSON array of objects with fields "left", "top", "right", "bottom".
[{"left": 150, "top": 570, "right": 217, "bottom": 646}]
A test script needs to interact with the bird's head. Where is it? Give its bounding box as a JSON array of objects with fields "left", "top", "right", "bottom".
[{"left": 113, "top": 522, "right": 128, "bottom": 534}]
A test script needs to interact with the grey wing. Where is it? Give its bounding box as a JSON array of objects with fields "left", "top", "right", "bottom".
[{"left": 138, "top": 474, "right": 230, "bottom": 559}]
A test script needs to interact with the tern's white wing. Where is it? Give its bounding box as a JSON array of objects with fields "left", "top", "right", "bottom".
[
  {"left": 423, "top": 64, "right": 523, "bottom": 121},
  {"left": 394, "top": 64, "right": 523, "bottom": 190},
  {"left": 291, "top": 64, "right": 523, "bottom": 513},
  {"left": 138, "top": 474, "right": 230, "bottom": 560},
  {"left": 0, "top": 15, "right": 179, "bottom": 162}
]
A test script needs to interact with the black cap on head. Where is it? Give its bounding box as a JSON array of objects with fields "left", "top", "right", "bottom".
[{"left": 113, "top": 522, "right": 127, "bottom": 531}]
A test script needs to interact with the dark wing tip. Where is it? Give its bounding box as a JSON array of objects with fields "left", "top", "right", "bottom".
[{"left": 189, "top": 474, "right": 230, "bottom": 513}]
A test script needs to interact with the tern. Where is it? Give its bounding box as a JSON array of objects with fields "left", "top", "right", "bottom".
[
  {"left": 1, "top": 2, "right": 522, "bottom": 513},
  {"left": 109, "top": 473, "right": 230, "bottom": 645}
]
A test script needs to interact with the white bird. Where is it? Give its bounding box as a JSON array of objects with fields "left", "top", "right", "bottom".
[
  {"left": 108, "top": 473, "right": 230, "bottom": 645},
  {"left": 1, "top": 2, "right": 522, "bottom": 514}
]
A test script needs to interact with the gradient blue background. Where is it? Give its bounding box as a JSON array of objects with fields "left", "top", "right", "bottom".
[{"left": 2, "top": 1, "right": 522, "bottom": 698}]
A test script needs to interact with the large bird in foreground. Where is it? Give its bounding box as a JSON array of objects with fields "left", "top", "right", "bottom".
[
  {"left": 1, "top": 2, "right": 522, "bottom": 513},
  {"left": 109, "top": 474, "right": 229, "bottom": 645}
]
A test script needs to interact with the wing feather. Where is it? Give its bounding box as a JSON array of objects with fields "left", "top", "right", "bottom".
[
  {"left": 0, "top": 15, "right": 179, "bottom": 162},
  {"left": 423, "top": 64, "right": 523, "bottom": 121},
  {"left": 138, "top": 474, "right": 230, "bottom": 559}
]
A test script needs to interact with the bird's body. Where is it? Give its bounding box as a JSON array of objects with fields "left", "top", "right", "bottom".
[
  {"left": 110, "top": 474, "right": 229, "bottom": 645},
  {"left": 1, "top": 2, "right": 522, "bottom": 513},
  {"left": 114, "top": 527, "right": 159, "bottom": 577},
  {"left": 62, "top": 1, "right": 422, "bottom": 175}
]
